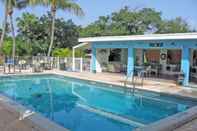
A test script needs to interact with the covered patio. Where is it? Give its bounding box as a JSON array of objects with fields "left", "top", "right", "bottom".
[{"left": 76, "top": 33, "right": 197, "bottom": 87}]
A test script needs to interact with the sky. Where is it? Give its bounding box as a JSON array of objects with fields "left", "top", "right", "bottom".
[{"left": 0, "top": 0, "right": 197, "bottom": 29}]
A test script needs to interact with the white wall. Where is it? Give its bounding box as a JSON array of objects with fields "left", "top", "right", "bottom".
[
  {"left": 96, "top": 48, "right": 127, "bottom": 72},
  {"left": 135, "top": 49, "right": 143, "bottom": 66},
  {"left": 160, "top": 49, "right": 168, "bottom": 73},
  {"left": 96, "top": 49, "right": 110, "bottom": 72}
]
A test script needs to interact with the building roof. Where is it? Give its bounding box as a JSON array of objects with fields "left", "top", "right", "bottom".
[{"left": 78, "top": 33, "right": 197, "bottom": 43}]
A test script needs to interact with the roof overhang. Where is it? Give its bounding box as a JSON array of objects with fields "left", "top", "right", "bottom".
[
  {"left": 78, "top": 33, "right": 197, "bottom": 43},
  {"left": 73, "top": 42, "right": 89, "bottom": 49}
]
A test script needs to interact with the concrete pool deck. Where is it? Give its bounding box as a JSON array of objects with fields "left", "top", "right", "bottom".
[
  {"left": 0, "top": 92, "right": 68, "bottom": 131},
  {"left": 1, "top": 70, "right": 197, "bottom": 131}
]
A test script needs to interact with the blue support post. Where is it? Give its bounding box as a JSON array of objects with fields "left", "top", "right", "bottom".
[
  {"left": 127, "top": 47, "right": 135, "bottom": 77},
  {"left": 91, "top": 46, "right": 97, "bottom": 73},
  {"left": 181, "top": 47, "right": 190, "bottom": 86},
  {"left": 142, "top": 49, "right": 145, "bottom": 65}
]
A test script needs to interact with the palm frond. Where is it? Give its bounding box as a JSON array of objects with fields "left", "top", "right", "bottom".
[
  {"left": 28, "top": 0, "right": 50, "bottom": 6},
  {"left": 27, "top": 0, "right": 84, "bottom": 16},
  {"left": 56, "top": 0, "right": 84, "bottom": 16},
  {"left": 16, "top": 0, "right": 29, "bottom": 9}
]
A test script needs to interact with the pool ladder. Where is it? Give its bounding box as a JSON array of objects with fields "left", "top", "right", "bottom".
[{"left": 124, "top": 71, "right": 144, "bottom": 95}]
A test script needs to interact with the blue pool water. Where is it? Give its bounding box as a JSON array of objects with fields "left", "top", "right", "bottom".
[{"left": 0, "top": 74, "right": 197, "bottom": 131}]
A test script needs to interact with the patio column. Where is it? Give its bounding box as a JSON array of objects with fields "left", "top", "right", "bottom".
[
  {"left": 127, "top": 47, "right": 135, "bottom": 77},
  {"left": 181, "top": 47, "right": 190, "bottom": 86},
  {"left": 91, "top": 46, "right": 97, "bottom": 73},
  {"left": 72, "top": 47, "right": 75, "bottom": 71}
]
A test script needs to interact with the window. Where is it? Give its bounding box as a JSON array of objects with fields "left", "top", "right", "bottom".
[
  {"left": 108, "top": 49, "right": 121, "bottom": 62},
  {"left": 167, "top": 50, "right": 181, "bottom": 64},
  {"left": 193, "top": 50, "right": 197, "bottom": 66},
  {"left": 146, "top": 49, "right": 160, "bottom": 63}
]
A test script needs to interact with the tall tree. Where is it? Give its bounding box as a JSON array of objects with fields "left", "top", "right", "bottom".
[
  {"left": 0, "top": 0, "right": 8, "bottom": 49},
  {"left": 30, "top": 0, "right": 84, "bottom": 56},
  {"left": 157, "top": 17, "right": 192, "bottom": 33},
  {"left": 7, "top": 0, "right": 17, "bottom": 59},
  {"left": 17, "top": 12, "right": 80, "bottom": 55},
  {"left": 47, "top": 0, "right": 84, "bottom": 56},
  {"left": 0, "top": 0, "right": 27, "bottom": 59},
  {"left": 80, "top": 7, "right": 193, "bottom": 37}
]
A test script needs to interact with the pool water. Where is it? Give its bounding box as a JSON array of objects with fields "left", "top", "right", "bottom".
[{"left": 0, "top": 74, "right": 196, "bottom": 131}]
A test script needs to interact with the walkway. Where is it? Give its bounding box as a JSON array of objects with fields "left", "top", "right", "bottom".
[{"left": 174, "top": 119, "right": 197, "bottom": 131}]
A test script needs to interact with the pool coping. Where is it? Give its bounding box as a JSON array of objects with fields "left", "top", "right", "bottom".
[
  {"left": 0, "top": 91, "right": 69, "bottom": 131},
  {"left": 135, "top": 106, "right": 197, "bottom": 131}
]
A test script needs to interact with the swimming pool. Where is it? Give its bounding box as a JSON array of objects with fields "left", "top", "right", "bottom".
[{"left": 0, "top": 74, "right": 196, "bottom": 131}]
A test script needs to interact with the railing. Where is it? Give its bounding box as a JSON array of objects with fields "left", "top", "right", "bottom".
[
  {"left": 124, "top": 69, "right": 145, "bottom": 95},
  {"left": 0, "top": 56, "right": 91, "bottom": 73}
]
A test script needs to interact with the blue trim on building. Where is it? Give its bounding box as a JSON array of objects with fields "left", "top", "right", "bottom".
[
  {"left": 127, "top": 47, "right": 134, "bottom": 77},
  {"left": 91, "top": 39, "right": 197, "bottom": 86},
  {"left": 181, "top": 47, "right": 190, "bottom": 86},
  {"left": 93, "top": 40, "right": 197, "bottom": 49},
  {"left": 91, "top": 44, "right": 97, "bottom": 73}
]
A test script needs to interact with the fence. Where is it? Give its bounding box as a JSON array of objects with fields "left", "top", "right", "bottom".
[
  {"left": 83, "top": 58, "right": 91, "bottom": 72},
  {"left": 1, "top": 56, "right": 91, "bottom": 73}
]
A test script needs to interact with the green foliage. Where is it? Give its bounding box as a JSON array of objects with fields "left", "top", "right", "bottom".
[
  {"left": 28, "top": 0, "right": 84, "bottom": 16},
  {"left": 1, "top": 37, "right": 30, "bottom": 56},
  {"left": 16, "top": 12, "right": 80, "bottom": 56},
  {"left": 0, "top": 6, "right": 195, "bottom": 57},
  {"left": 156, "top": 17, "right": 192, "bottom": 33},
  {"left": 52, "top": 48, "right": 85, "bottom": 57},
  {"left": 80, "top": 6, "right": 193, "bottom": 37},
  {"left": 75, "top": 49, "right": 85, "bottom": 57},
  {"left": 1, "top": 38, "right": 12, "bottom": 56},
  {"left": 52, "top": 48, "right": 72, "bottom": 57},
  {"left": 17, "top": 12, "right": 51, "bottom": 55}
]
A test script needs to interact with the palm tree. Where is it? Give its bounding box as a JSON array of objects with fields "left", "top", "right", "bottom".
[
  {"left": 30, "top": 0, "right": 84, "bottom": 56},
  {"left": 0, "top": 0, "right": 27, "bottom": 59},
  {"left": 0, "top": 0, "right": 16, "bottom": 60},
  {"left": 0, "top": 0, "right": 8, "bottom": 49},
  {"left": 48, "top": 0, "right": 84, "bottom": 56},
  {"left": 7, "top": 0, "right": 17, "bottom": 60}
]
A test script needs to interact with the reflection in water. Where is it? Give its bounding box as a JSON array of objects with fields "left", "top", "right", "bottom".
[{"left": 0, "top": 75, "right": 196, "bottom": 131}]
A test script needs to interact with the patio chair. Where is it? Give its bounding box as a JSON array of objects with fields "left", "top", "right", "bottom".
[
  {"left": 44, "top": 63, "right": 52, "bottom": 70},
  {"left": 149, "top": 64, "right": 161, "bottom": 77},
  {"left": 43, "top": 57, "right": 53, "bottom": 70},
  {"left": 32, "top": 60, "right": 43, "bottom": 73},
  {"left": 18, "top": 60, "right": 27, "bottom": 72},
  {"left": 141, "top": 65, "right": 151, "bottom": 78},
  {"left": 4, "top": 58, "right": 15, "bottom": 73}
]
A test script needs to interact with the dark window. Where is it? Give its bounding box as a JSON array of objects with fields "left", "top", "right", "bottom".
[
  {"left": 193, "top": 50, "right": 197, "bottom": 66},
  {"left": 109, "top": 49, "right": 121, "bottom": 62},
  {"left": 167, "top": 50, "right": 181, "bottom": 64}
]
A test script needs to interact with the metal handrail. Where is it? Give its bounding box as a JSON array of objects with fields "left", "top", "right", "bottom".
[{"left": 124, "top": 69, "right": 145, "bottom": 95}]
